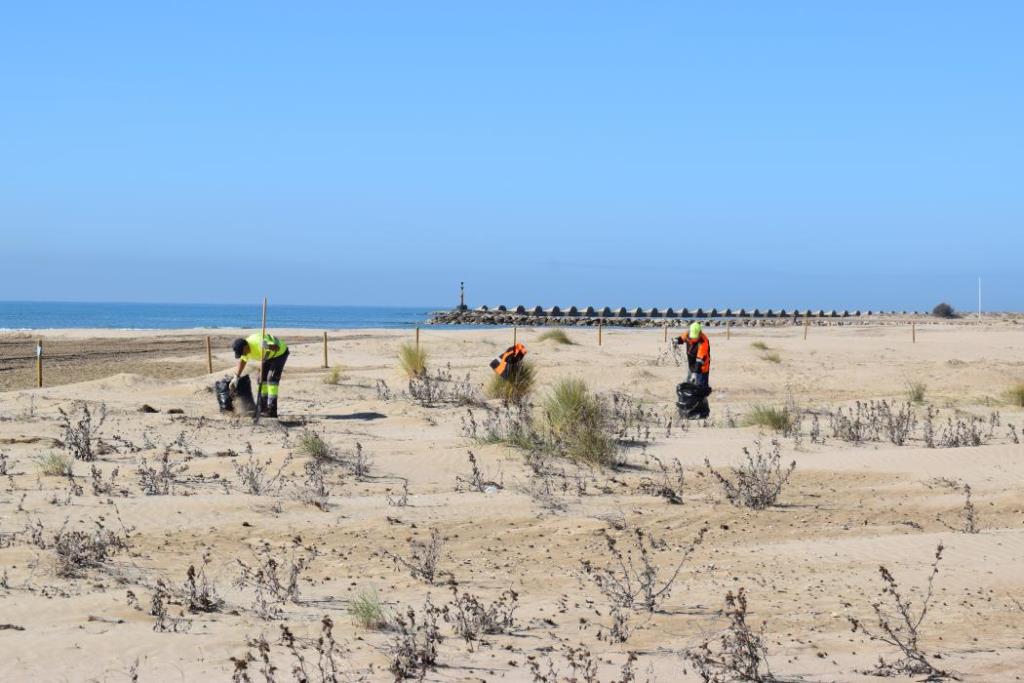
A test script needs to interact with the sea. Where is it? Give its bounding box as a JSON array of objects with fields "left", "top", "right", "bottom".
[{"left": 0, "top": 301, "right": 440, "bottom": 331}]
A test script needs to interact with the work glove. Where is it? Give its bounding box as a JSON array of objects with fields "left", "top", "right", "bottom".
[
  {"left": 229, "top": 376, "right": 239, "bottom": 391},
  {"left": 672, "top": 338, "right": 681, "bottom": 346}
]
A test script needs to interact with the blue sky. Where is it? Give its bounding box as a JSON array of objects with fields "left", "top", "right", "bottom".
[{"left": 2, "top": 2, "right": 1021, "bottom": 311}]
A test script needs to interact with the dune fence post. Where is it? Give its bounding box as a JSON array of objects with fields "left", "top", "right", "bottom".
[
  {"left": 513, "top": 326, "right": 517, "bottom": 345},
  {"left": 322, "top": 331, "right": 329, "bottom": 368},
  {"left": 598, "top": 319, "right": 603, "bottom": 347},
  {"left": 205, "top": 336, "right": 213, "bottom": 374},
  {"left": 663, "top": 325, "right": 668, "bottom": 343},
  {"left": 912, "top": 321, "right": 916, "bottom": 343},
  {"left": 726, "top": 320, "right": 731, "bottom": 340},
  {"left": 36, "top": 339, "right": 43, "bottom": 388},
  {"left": 803, "top": 316, "right": 809, "bottom": 340},
  {"left": 415, "top": 326, "right": 420, "bottom": 351}
]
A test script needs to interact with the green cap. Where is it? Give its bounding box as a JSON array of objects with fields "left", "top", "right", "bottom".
[{"left": 689, "top": 322, "right": 703, "bottom": 339}]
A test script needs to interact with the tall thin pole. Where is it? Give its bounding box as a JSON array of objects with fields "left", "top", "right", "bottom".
[
  {"left": 322, "top": 331, "right": 329, "bottom": 369},
  {"left": 415, "top": 327, "right": 420, "bottom": 351},
  {"left": 803, "top": 316, "right": 809, "bottom": 340},
  {"left": 912, "top": 321, "right": 916, "bottom": 343},
  {"left": 205, "top": 336, "right": 213, "bottom": 374},
  {"left": 726, "top": 320, "right": 731, "bottom": 340},
  {"left": 663, "top": 325, "right": 668, "bottom": 343},
  {"left": 598, "top": 319, "right": 603, "bottom": 346},
  {"left": 36, "top": 339, "right": 43, "bottom": 388},
  {"left": 513, "top": 326, "right": 518, "bottom": 345}
]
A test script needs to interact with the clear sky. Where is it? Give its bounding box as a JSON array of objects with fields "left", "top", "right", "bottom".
[{"left": 2, "top": 2, "right": 1021, "bottom": 311}]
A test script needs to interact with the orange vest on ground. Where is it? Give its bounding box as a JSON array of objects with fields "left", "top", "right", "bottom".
[{"left": 490, "top": 343, "right": 527, "bottom": 378}]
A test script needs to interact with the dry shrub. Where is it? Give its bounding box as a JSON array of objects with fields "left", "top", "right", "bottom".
[
  {"left": 296, "top": 430, "right": 333, "bottom": 461},
  {"left": 52, "top": 520, "right": 130, "bottom": 578},
  {"left": 581, "top": 524, "right": 708, "bottom": 613},
  {"left": 461, "top": 405, "right": 539, "bottom": 451},
  {"left": 138, "top": 452, "right": 188, "bottom": 495},
  {"left": 406, "top": 365, "right": 481, "bottom": 406},
  {"left": 484, "top": 361, "right": 536, "bottom": 403},
  {"left": 388, "top": 597, "right": 443, "bottom": 680},
  {"left": 233, "top": 453, "right": 293, "bottom": 496},
  {"left": 235, "top": 539, "right": 319, "bottom": 619},
  {"left": 398, "top": 342, "right": 427, "bottom": 378},
  {"left": 231, "top": 616, "right": 352, "bottom": 683},
  {"left": 932, "top": 302, "right": 957, "bottom": 319},
  {"left": 58, "top": 401, "right": 107, "bottom": 462},
  {"left": 638, "top": 454, "right": 685, "bottom": 505},
  {"left": 848, "top": 543, "right": 952, "bottom": 679},
  {"left": 538, "top": 328, "right": 574, "bottom": 345},
  {"left": 704, "top": 439, "right": 795, "bottom": 509},
  {"left": 684, "top": 588, "right": 775, "bottom": 682},
  {"left": 443, "top": 586, "right": 518, "bottom": 648},
  {"left": 322, "top": 365, "right": 344, "bottom": 385},
  {"left": 383, "top": 528, "right": 447, "bottom": 585},
  {"left": 907, "top": 381, "right": 928, "bottom": 405}
]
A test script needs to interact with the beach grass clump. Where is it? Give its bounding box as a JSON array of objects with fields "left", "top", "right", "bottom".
[
  {"left": 398, "top": 343, "right": 428, "bottom": 378},
  {"left": 537, "top": 329, "right": 574, "bottom": 345},
  {"left": 744, "top": 405, "right": 795, "bottom": 433},
  {"left": 484, "top": 362, "right": 536, "bottom": 403},
  {"left": 761, "top": 351, "right": 782, "bottom": 364},
  {"left": 750, "top": 341, "right": 769, "bottom": 351},
  {"left": 348, "top": 587, "right": 392, "bottom": 630},
  {"left": 907, "top": 381, "right": 927, "bottom": 404},
  {"left": 542, "top": 378, "right": 618, "bottom": 467},
  {"left": 1005, "top": 383, "right": 1024, "bottom": 408},
  {"left": 36, "top": 452, "right": 74, "bottom": 477},
  {"left": 297, "top": 430, "right": 332, "bottom": 461},
  {"left": 322, "top": 365, "right": 344, "bottom": 385}
]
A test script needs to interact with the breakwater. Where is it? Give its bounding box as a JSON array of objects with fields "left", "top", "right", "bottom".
[{"left": 429, "top": 306, "right": 930, "bottom": 327}]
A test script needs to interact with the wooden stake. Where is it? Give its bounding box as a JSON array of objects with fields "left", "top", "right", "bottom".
[
  {"left": 322, "top": 331, "right": 329, "bottom": 368},
  {"left": 912, "top": 322, "right": 916, "bottom": 343},
  {"left": 726, "top": 320, "right": 731, "bottom": 340},
  {"left": 415, "top": 327, "right": 420, "bottom": 350},
  {"left": 803, "top": 317, "right": 809, "bottom": 340},
  {"left": 513, "top": 326, "right": 517, "bottom": 345},
  {"left": 205, "top": 336, "right": 213, "bottom": 374},
  {"left": 36, "top": 339, "right": 43, "bottom": 388},
  {"left": 598, "top": 320, "right": 603, "bottom": 347},
  {"left": 663, "top": 326, "right": 668, "bottom": 342}
]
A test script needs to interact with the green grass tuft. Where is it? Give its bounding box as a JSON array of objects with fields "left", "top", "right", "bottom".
[
  {"left": 297, "top": 430, "right": 332, "bottom": 460},
  {"left": 751, "top": 341, "right": 769, "bottom": 351},
  {"left": 322, "top": 365, "right": 344, "bottom": 385},
  {"left": 485, "top": 361, "right": 536, "bottom": 403},
  {"left": 36, "top": 451, "right": 74, "bottom": 477},
  {"left": 398, "top": 343, "right": 428, "bottom": 378},
  {"left": 537, "top": 329, "right": 574, "bottom": 345},
  {"left": 347, "top": 587, "right": 391, "bottom": 630},
  {"left": 542, "top": 378, "right": 618, "bottom": 467},
  {"left": 1006, "top": 383, "right": 1024, "bottom": 408},
  {"left": 744, "top": 405, "right": 795, "bottom": 432},
  {"left": 761, "top": 351, "right": 782, "bottom": 364},
  {"left": 907, "top": 381, "right": 927, "bottom": 404}
]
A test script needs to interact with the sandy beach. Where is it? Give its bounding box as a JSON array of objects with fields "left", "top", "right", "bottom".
[{"left": 1, "top": 323, "right": 1022, "bottom": 682}]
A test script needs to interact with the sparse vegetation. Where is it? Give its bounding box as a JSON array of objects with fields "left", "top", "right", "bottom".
[
  {"left": 398, "top": 342, "right": 428, "bottom": 378},
  {"left": 235, "top": 539, "right": 319, "bottom": 619},
  {"left": 684, "top": 588, "right": 775, "bottom": 682},
  {"left": 751, "top": 341, "right": 769, "bottom": 351},
  {"left": 348, "top": 587, "right": 392, "bottom": 630},
  {"left": 57, "top": 401, "right": 107, "bottom": 462},
  {"left": 406, "top": 365, "right": 481, "bottom": 406},
  {"left": 744, "top": 405, "right": 795, "bottom": 433},
  {"left": 1005, "top": 382, "right": 1024, "bottom": 408},
  {"left": 52, "top": 520, "right": 130, "bottom": 578},
  {"left": 848, "top": 543, "right": 952, "bottom": 679},
  {"left": 322, "top": 365, "right": 344, "bottom": 385},
  {"left": 383, "top": 528, "right": 447, "bottom": 585},
  {"left": 36, "top": 452, "right": 74, "bottom": 477},
  {"left": 296, "top": 429, "right": 333, "bottom": 461},
  {"left": 484, "top": 360, "right": 536, "bottom": 403},
  {"left": 542, "top": 378, "right": 619, "bottom": 467},
  {"left": 932, "top": 302, "right": 957, "bottom": 319},
  {"left": 705, "top": 439, "right": 795, "bottom": 509},
  {"left": 388, "top": 597, "right": 443, "bottom": 680},
  {"left": 907, "top": 381, "right": 927, "bottom": 404},
  {"left": 443, "top": 586, "right": 518, "bottom": 648},
  {"left": 761, "top": 351, "right": 782, "bottom": 364},
  {"left": 538, "top": 328, "right": 574, "bottom": 345}
]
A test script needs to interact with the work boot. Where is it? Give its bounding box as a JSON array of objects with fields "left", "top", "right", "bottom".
[{"left": 263, "top": 396, "right": 278, "bottom": 419}]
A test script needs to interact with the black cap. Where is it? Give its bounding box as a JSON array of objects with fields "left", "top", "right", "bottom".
[{"left": 232, "top": 338, "right": 247, "bottom": 358}]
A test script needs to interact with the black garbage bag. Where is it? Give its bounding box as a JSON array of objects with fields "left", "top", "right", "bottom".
[
  {"left": 676, "top": 382, "right": 711, "bottom": 419},
  {"left": 214, "top": 375, "right": 257, "bottom": 416}
]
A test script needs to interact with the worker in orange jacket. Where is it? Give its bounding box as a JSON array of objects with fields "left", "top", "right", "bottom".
[{"left": 674, "top": 322, "right": 711, "bottom": 389}]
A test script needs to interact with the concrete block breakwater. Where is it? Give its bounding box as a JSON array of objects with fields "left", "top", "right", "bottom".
[{"left": 429, "top": 306, "right": 929, "bottom": 327}]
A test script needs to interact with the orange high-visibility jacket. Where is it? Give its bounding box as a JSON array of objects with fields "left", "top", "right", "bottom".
[
  {"left": 491, "top": 343, "right": 527, "bottom": 377},
  {"left": 677, "top": 333, "right": 711, "bottom": 373}
]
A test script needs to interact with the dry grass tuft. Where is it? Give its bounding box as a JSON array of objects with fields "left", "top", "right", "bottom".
[
  {"left": 322, "top": 365, "right": 344, "bottom": 385},
  {"left": 744, "top": 405, "right": 795, "bottom": 432},
  {"left": 1005, "top": 382, "right": 1024, "bottom": 407},
  {"left": 537, "top": 329, "right": 574, "bottom": 345},
  {"left": 750, "top": 341, "right": 770, "bottom": 351},
  {"left": 348, "top": 587, "right": 392, "bottom": 630},
  {"left": 398, "top": 343, "right": 428, "bottom": 378},
  {"left": 542, "top": 378, "right": 618, "bottom": 467},
  {"left": 907, "top": 381, "right": 927, "bottom": 404},
  {"left": 36, "top": 452, "right": 74, "bottom": 477}
]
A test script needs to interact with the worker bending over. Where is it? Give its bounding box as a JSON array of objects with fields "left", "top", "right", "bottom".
[
  {"left": 674, "top": 322, "right": 711, "bottom": 389},
  {"left": 231, "top": 333, "right": 289, "bottom": 418}
]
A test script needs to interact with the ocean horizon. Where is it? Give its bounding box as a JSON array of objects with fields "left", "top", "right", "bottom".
[{"left": 0, "top": 301, "right": 442, "bottom": 331}]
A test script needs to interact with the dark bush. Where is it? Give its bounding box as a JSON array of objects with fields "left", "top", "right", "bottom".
[{"left": 932, "top": 302, "right": 957, "bottom": 319}]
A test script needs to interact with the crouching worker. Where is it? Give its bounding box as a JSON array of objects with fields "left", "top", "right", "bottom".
[
  {"left": 231, "top": 333, "right": 289, "bottom": 418},
  {"left": 673, "top": 322, "right": 711, "bottom": 419}
]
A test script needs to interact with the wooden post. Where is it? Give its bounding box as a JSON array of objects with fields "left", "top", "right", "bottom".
[
  {"left": 912, "top": 322, "right": 916, "bottom": 343},
  {"left": 36, "top": 339, "right": 43, "bottom": 388},
  {"left": 415, "top": 327, "right": 420, "bottom": 351},
  {"left": 513, "top": 326, "right": 517, "bottom": 345},
  {"left": 726, "top": 320, "right": 731, "bottom": 340},
  {"left": 322, "top": 331, "right": 329, "bottom": 368},
  {"left": 205, "top": 336, "right": 213, "bottom": 374},
  {"left": 663, "top": 325, "right": 668, "bottom": 342},
  {"left": 598, "top": 320, "right": 603, "bottom": 347},
  {"left": 803, "top": 317, "right": 809, "bottom": 340}
]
